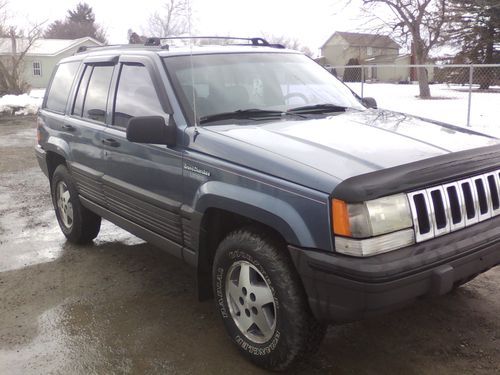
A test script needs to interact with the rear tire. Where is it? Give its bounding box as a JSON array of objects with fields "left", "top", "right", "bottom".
[
  {"left": 51, "top": 164, "right": 101, "bottom": 244},
  {"left": 213, "top": 227, "right": 325, "bottom": 371}
]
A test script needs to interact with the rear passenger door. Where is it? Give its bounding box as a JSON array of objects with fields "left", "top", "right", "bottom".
[
  {"left": 100, "top": 56, "right": 185, "bottom": 247},
  {"left": 64, "top": 59, "right": 116, "bottom": 206}
]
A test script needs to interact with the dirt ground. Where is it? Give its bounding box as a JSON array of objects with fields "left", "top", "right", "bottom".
[{"left": 0, "top": 115, "right": 499, "bottom": 374}]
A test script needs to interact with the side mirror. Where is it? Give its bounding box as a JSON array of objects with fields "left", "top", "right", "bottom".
[
  {"left": 126, "top": 116, "right": 176, "bottom": 147},
  {"left": 362, "top": 97, "right": 378, "bottom": 109}
]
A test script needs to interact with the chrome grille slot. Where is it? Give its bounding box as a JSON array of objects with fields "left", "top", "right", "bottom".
[
  {"left": 407, "top": 169, "right": 500, "bottom": 243},
  {"left": 443, "top": 182, "right": 465, "bottom": 231},
  {"left": 487, "top": 172, "right": 500, "bottom": 215},
  {"left": 408, "top": 191, "right": 434, "bottom": 242},
  {"left": 474, "top": 175, "right": 492, "bottom": 221},
  {"left": 426, "top": 186, "right": 450, "bottom": 237},
  {"left": 460, "top": 179, "right": 479, "bottom": 226}
]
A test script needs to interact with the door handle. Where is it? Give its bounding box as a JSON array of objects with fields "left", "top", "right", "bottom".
[
  {"left": 102, "top": 138, "right": 120, "bottom": 147},
  {"left": 61, "top": 124, "right": 75, "bottom": 132}
]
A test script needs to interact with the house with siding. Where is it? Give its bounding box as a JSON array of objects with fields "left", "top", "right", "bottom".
[
  {"left": 0, "top": 37, "right": 103, "bottom": 89},
  {"left": 319, "top": 31, "right": 413, "bottom": 82}
]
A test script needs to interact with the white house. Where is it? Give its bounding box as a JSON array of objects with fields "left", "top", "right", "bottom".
[{"left": 0, "top": 37, "right": 103, "bottom": 89}]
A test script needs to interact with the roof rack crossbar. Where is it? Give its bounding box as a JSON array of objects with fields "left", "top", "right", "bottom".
[{"left": 144, "top": 36, "right": 285, "bottom": 49}]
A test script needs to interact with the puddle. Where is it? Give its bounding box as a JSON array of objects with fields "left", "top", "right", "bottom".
[
  {"left": 0, "top": 209, "right": 144, "bottom": 273},
  {"left": 0, "top": 302, "right": 137, "bottom": 374}
]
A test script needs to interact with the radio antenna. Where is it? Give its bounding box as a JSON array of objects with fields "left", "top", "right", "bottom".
[{"left": 187, "top": 0, "right": 199, "bottom": 135}]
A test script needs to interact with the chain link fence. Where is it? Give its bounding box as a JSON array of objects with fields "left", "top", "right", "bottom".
[{"left": 327, "top": 64, "right": 500, "bottom": 132}]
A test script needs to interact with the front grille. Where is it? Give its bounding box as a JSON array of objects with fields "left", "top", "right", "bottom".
[{"left": 407, "top": 170, "right": 500, "bottom": 242}]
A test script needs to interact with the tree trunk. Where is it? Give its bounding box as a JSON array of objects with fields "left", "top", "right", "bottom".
[
  {"left": 413, "top": 39, "right": 431, "bottom": 99},
  {"left": 417, "top": 66, "right": 431, "bottom": 98},
  {"left": 479, "top": 25, "right": 494, "bottom": 90}
]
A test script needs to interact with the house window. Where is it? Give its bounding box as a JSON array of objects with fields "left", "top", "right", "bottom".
[
  {"left": 33, "top": 61, "right": 42, "bottom": 76},
  {"left": 367, "top": 47, "right": 373, "bottom": 56}
]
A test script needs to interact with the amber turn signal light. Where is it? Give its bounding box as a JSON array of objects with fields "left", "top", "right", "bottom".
[{"left": 332, "top": 199, "right": 351, "bottom": 237}]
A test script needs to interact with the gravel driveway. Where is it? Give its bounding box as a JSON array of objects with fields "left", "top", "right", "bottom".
[{"left": 0, "top": 116, "right": 499, "bottom": 374}]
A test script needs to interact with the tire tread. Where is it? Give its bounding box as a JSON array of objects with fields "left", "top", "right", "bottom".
[
  {"left": 51, "top": 164, "right": 101, "bottom": 244},
  {"left": 213, "top": 226, "right": 325, "bottom": 371}
]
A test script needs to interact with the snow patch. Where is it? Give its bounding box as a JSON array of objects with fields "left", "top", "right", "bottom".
[{"left": 0, "top": 90, "right": 45, "bottom": 116}]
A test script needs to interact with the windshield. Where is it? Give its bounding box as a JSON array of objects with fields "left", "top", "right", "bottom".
[{"left": 163, "top": 52, "right": 364, "bottom": 125}]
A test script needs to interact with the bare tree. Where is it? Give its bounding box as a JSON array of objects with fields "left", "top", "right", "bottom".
[
  {"left": 0, "top": 1, "right": 44, "bottom": 94},
  {"left": 261, "top": 34, "right": 314, "bottom": 57},
  {"left": 0, "top": 25, "right": 43, "bottom": 94},
  {"left": 146, "top": 0, "right": 191, "bottom": 37},
  {"left": 127, "top": 29, "right": 146, "bottom": 44},
  {"left": 0, "top": 0, "right": 8, "bottom": 36},
  {"left": 361, "top": 0, "right": 447, "bottom": 98}
]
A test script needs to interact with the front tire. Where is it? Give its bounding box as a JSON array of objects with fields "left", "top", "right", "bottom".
[
  {"left": 51, "top": 164, "right": 101, "bottom": 244},
  {"left": 213, "top": 227, "right": 325, "bottom": 371}
]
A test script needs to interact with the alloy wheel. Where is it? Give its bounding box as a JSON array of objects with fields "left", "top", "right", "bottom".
[{"left": 225, "top": 260, "right": 277, "bottom": 344}]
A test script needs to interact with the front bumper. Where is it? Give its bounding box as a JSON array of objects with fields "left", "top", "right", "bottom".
[
  {"left": 35, "top": 145, "right": 49, "bottom": 178},
  {"left": 289, "top": 215, "right": 500, "bottom": 323}
]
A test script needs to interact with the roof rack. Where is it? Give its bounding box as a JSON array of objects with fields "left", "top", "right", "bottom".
[
  {"left": 75, "top": 44, "right": 151, "bottom": 54},
  {"left": 144, "top": 36, "right": 286, "bottom": 49},
  {"left": 75, "top": 36, "right": 286, "bottom": 55}
]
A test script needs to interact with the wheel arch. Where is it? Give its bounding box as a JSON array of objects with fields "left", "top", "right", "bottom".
[
  {"left": 44, "top": 137, "right": 71, "bottom": 182},
  {"left": 46, "top": 150, "right": 68, "bottom": 182},
  {"left": 193, "top": 184, "right": 315, "bottom": 301}
]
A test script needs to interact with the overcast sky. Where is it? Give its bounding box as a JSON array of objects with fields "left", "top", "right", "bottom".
[{"left": 8, "top": 0, "right": 369, "bottom": 55}]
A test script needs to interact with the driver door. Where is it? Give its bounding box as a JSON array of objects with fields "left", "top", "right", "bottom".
[{"left": 100, "top": 56, "right": 184, "bottom": 249}]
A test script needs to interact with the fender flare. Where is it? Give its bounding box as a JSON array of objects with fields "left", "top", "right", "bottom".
[
  {"left": 194, "top": 181, "right": 315, "bottom": 247},
  {"left": 193, "top": 181, "right": 317, "bottom": 301},
  {"left": 44, "top": 136, "right": 71, "bottom": 161}
]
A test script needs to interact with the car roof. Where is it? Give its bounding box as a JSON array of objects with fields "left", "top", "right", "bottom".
[{"left": 59, "top": 44, "right": 301, "bottom": 64}]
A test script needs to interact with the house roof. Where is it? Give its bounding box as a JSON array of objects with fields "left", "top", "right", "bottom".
[
  {"left": 321, "top": 31, "right": 400, "bottom": 50},
  {"left": 0, "top": 37, "right": 103, "bottom": 56}
]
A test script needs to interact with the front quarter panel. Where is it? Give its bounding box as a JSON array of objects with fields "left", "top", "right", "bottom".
[{"left": 183, "top": 149, "right": 332, "bottom": 251}]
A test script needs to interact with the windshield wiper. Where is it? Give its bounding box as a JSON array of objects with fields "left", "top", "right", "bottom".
[
  {"left": 199, "top": 109, "right": 287, "bottom": 125},
  {"left": 288, "top": 103, "right": 347, "bottom": 114}
]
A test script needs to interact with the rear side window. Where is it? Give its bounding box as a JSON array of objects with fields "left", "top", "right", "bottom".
[
  {"left": 45, "top": 62, "right": 80, "bottom": 113},
  {"left": 113, "top": 64, "right": 165, "bottom": 128},
  {"left": 72, "top": 65, "right": 92, "bottom": 117},
  {"left": 82, "top": 65, "right": 114, "bottom": 123}
]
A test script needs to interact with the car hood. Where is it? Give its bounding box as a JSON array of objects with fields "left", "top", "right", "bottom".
[{"left": 191, "top": 109, "right": 499, "bottom": 193}]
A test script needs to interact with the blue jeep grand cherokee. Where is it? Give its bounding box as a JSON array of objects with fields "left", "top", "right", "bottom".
[{"left": 35, "top": 37, "right": 500, "bottom": 370}]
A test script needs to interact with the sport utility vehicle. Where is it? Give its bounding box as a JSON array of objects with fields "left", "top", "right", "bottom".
[{"left": 36, "top": 37, "right": 500, "bottom": 370}]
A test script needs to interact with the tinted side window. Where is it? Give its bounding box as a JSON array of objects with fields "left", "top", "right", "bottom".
[
  {"left": 72, "top": 65, "right": 92, "bottom": 117},
  {"left": 45, "top": 62, "right": 80, "bottom": 113},
  {"left": 83, "top": 65, "right": 114, "bottom": 123},
  {"left": 113, "top": 64, "right": 165, "bottom": 128}
]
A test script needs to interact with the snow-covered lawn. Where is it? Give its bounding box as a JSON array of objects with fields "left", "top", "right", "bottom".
[
  {"left": 346, "top": 82, "right": 500, "bottom": 137},
  {"left": 0, "top": 90, "right": 45, "bottom": 116}
]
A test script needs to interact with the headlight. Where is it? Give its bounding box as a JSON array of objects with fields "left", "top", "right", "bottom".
[{"left": 332, "top": 194, "right": 415, "bottom": 256}]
